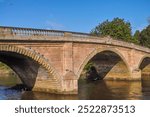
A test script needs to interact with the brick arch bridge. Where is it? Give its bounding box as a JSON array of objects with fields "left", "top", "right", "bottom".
[{"left": 0, "top": 26, "right": 150, "bottom": 94}]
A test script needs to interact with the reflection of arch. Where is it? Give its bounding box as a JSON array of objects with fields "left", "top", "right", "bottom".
[
  {"left": 0, "top": 45, "right": 61, "bottom": 88},
  {"left": 77, "top": 48, "right": 131, "bottom": 79}
]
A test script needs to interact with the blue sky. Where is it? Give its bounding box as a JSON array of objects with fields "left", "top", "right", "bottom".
[{"left": 0, "top": 0, "right": 150, "bottom": 34}]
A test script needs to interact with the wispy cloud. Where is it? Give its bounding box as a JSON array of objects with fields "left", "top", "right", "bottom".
[{"left": 46, "top": 20, "right": 65, "bottom": 30}]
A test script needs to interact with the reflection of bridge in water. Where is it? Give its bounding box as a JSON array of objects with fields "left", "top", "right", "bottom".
[{"left": 0, "top": 26, "right": 150, "bottom": 94}]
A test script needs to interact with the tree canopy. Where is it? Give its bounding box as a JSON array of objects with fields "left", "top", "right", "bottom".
[
  {"left": 91, "top": 18, "right": 133, "bottom": 42},
  {"left": 139, "top": 25, "right": 150, "bottom": 48},
  {"left": 133, "top": 30, "right": 140, "bottom": 44},
  {"left": 90, "top": 17, "right": 150, "bottom": 47}
]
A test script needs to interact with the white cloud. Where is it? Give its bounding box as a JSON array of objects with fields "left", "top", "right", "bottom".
[{"left": 46, "top": 20, "right": 65, "bottom": 30}]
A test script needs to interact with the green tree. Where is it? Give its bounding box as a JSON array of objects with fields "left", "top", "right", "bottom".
[
  {"left": 83, "top": 62, "right": 94, "bottom": 72},
  {"left": 91, "top": 18, "right": 134, "bottom": 42},
  {"left": 139, "top": 25, "right": 150, "bottom": 48},
  {"left": 132, "top": 30, "right": 140, "bottom": 44}
]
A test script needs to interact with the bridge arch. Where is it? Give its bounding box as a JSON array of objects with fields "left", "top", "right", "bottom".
[
  {"left": 0, "top": 45, "right": 61, "bottom": 91},
  {"left": 138, "top": 55, "right": 150, "bottom": 78},
  {"left": 138, "top": 55, "right": 150, "bottom": 69},
  {"left": 77, "top": 47, "right": 131, "bottom": 79}
]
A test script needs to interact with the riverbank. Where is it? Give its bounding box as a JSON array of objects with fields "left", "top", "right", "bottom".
[
  {"left": 0, "top": 62, "right": 16, "bottom": 77},
  {"left": 0, "top": 62, "right": 22, "bottom": 86}
]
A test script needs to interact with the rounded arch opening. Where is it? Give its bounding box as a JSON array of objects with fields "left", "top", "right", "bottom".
[
  {"left": 139, "top": 56, "right": 150, "bottom": 79},
  {"left": 79, "top": 49, "right": 131, "bottom": 81},
  {"left": 0, "top": 45, "right": 62, "bottom": 92},
  {"left": 0, "top": 51, "right": 41, "bottom": 90}
]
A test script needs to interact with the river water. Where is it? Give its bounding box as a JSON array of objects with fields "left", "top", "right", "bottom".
[{"left": 0, "top": 76, "right": 150, "bottom": 100}]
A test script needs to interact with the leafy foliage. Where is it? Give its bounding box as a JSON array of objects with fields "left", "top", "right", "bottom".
[
  {"left": 91, "top": 18, "right": 133, "bottom": 42},
  {"left": 139, "top": 25, "right": 150, "bottom": 48},
  {"left": 132, "top": 30, "right": 140, "bottom": 44},
  {"left": 84, "top": 62, "right": 94, "bottom": 72}
]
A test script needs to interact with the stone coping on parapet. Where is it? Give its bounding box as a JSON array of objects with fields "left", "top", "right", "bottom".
[{"left": 0, "top": 26, "right": 150, "bottom": 54}]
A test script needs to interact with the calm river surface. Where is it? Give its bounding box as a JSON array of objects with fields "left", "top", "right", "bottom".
[{"left": 1, "top": 76, "right": 150, "bottom": 100}]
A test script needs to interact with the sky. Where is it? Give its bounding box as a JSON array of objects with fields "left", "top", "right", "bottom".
[{"left": 0, "top": 0, "right": 150, "bottom": 34}]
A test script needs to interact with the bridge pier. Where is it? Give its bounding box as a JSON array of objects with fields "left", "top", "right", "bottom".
[
  {"left": 32, "top": 70, "right": 78, "bottom": 94},
  {"left": 60, "top": 42, "right": 78, "bottom": 94},
  {"left": 62, "top": 79, "right": 78, "bottom": 94},
  {"left": 131, "top": 69, "right": 141, "bottom": 80},
  {"left": 61, "top": 71, "right": 78, "bottom": 94}
]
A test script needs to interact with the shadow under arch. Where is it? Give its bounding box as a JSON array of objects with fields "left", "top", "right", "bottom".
[
  {"left": 138, "top": 55, "right": 150, "bottom": 69},
  {"left": 77, "top": 48, "right": 131, "bottom": 80},
  {"left": 138, "top": 55, "right": 150, "bottom": 94},
  {"left": 0, "top": 45, "right": 61, "bottom": 90},
  {"left": 138, "top": 55, "right": 150, "bottom": 79}
]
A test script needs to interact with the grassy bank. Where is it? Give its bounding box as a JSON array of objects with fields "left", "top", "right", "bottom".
[
  {"left": 0, "top": 62, "right": 22, "bottom": 86},
  {"left": 0, "top": 62, "right": 14, "bottom": 76}
]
